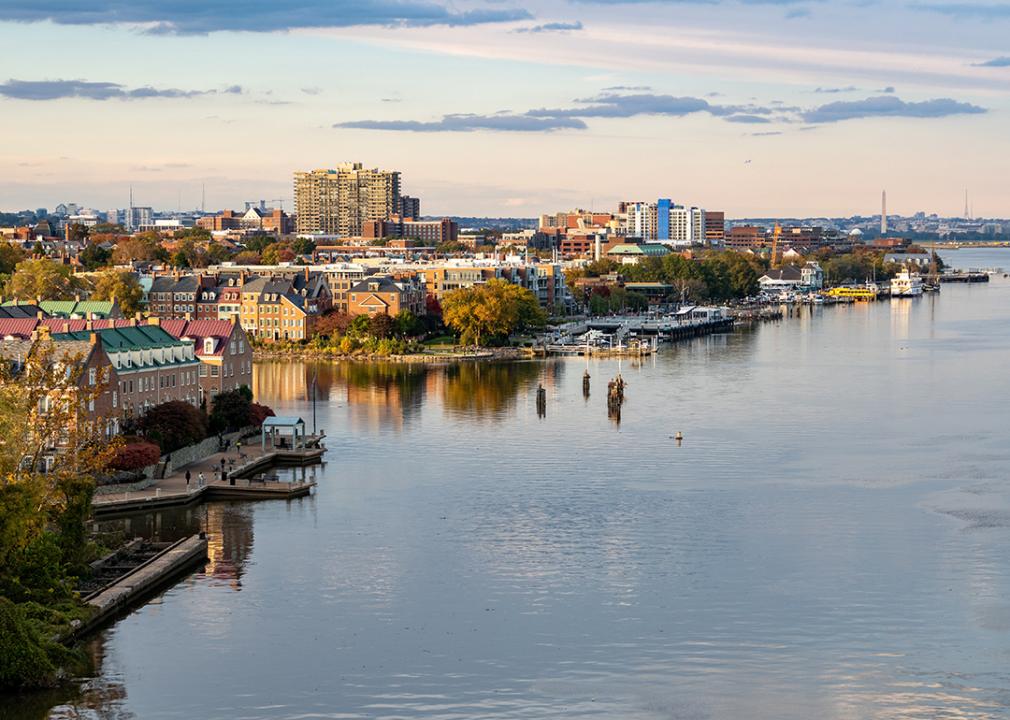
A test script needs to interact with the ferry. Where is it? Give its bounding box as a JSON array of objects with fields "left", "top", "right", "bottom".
[{"left": 890, "top": 270, "right": 924, "bottom": 297}]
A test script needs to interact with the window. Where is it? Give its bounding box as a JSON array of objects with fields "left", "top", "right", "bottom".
[
  {"left": 211, "top": 366, "right": 219, "bottom": 377},
  {"left": 112, "top": 391, "right": 118, "bottom": 408}
]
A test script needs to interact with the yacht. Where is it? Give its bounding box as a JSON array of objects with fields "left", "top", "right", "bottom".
[{"left": 890, "top": 269, "right": 924, "bottom": 297}]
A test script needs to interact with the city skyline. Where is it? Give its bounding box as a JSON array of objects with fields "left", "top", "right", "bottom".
[{"left": 2, "top": 0, "right": 1009, "bottom": 217}]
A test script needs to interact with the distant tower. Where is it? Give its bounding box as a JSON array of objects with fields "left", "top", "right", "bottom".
[
  {"left": 965, "top": 189, "right": 970, "bottom": 220},
  {"left": 128, "top": 186, "right": 134, "bottom": 231},
  {"left": 881, "top": 190, "right": 887, "bottom": 235}
]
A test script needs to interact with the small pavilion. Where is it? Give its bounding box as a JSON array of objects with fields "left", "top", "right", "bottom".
[{"left": 261, "top": 416, "right": 307, "bottom": 450}]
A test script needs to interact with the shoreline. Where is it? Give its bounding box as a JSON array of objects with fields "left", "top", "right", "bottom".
[{"left": 252, "top": 346, "right": 535, "bottom": 363}]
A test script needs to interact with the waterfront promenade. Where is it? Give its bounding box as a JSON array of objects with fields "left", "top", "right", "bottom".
[{"left": 93, "top": 441, "right": 323, "bottom": 517}]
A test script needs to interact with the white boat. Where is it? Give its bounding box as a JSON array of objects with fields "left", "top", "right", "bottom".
[{"left": 890, "top": 270, "right": 923, "bottom": 297}]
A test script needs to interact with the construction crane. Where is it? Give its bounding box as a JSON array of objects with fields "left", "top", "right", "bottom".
[
  {"left": 268, "top": 198, "right": 291, "bottom": 211},
  {"left": 770, "top": 223, "right": 782, "bottom": 268}
]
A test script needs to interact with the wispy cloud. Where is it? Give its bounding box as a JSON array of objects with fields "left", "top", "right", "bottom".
[
  {"left": 513, "top": 21, "right": 583, "bottom": 33},
  {"left": 814, "top": 86, "right": 859, "bottom": 93},
  {"left": 301, "top": 87, "right": 323, "bottom": 95},
  {"left": 971, "top": 56, "right": 1010, "bottom": 67},
  {"left": 803, "top": 95, "right": 986, "bottom": 123},
  {"left": 0, "top": 0, "right": 532, "bottom": 34},
  {"left": 336, "top": 114, "right": 588, "bottom": 132},
  {"left": 0, "top": 79, "right": 239, "bottom": 101}
]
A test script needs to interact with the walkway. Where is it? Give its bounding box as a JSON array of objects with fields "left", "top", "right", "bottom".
[{"left": 93, "top": 440, "right": 324, "bottom": 517}]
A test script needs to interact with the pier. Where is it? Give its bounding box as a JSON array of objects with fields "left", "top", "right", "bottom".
[
  {"left": 93, "top": 442, "right": 323, "bottom": 517},
  {"left": 71, "top": 535, "right": 209, "bottom": 638}
]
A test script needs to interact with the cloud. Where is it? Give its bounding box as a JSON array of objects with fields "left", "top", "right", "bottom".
[
  {"left": 814, "top": 86, "right": 858, "bottom": 93},
  {"left": 0, "top": 0, "right": 533, "bottom": 34},
  {"left": 337, "top": 90, "right": 987, "bottom": 133},
  {"left": 513, "top": 21, "right": 583, "bottom": 33},
  {"left": 880, "top": 86, "right": 896, "bottom": 93},
  {"left": 603, "top": 85, "right": 652, "bottom": 91},
  {"left": 972, "top": 57, "right": 1010, "bottom": 67},
  {"left": 335, "top": 113, "right": 587, "bottom": 132},
  {"left": 803, "top": 95, "right": 986, "bottom": 123},
  {"left": 725, "top": 114, "right": 773, "bottom": 123},
  {"left": 913, "top": 2, "right": 1010, "bottom": 19},
  {"left": 301, "top": 87, "right": 323, "bottom": 95},
  {"left": 380, "top": 97, "right": 402, "bottom": 102},
  {"left": 751, "top": 131, "right": 783, "bottom": 136},
  {"left": 0, "top": 78, "right": 232, "bottom": 100}
]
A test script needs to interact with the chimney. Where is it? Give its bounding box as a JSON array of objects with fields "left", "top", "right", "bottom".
[
  {"left": 134, "top": 311, "right": 142, "bottom": 322},
  {"left": 36, "top": 310, "right": 44, "bottom": 320},
  {"left": 304, "top": 266, "right": 309, "bottom": 281},
  {"left": 185, "top": 311, "right": 192, "bottom": 321},
  {"left": 85, "top": 318, "right": 93, "bottom": 331},
  {"left": 89, "top": 331, "right": 99, "bottom": 346},
  {"left": 147, "top": 316, "right": 161, "bottom": 327}
]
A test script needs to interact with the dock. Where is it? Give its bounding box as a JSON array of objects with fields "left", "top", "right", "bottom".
[
  {"left": 940, "top": 271, "right": 990, "bottom": 283},
  {"left": 93, "top": 443, "right": 323, "bottom": 517},
  {"left": 72, "top": 535, "right": 208, "bottom": 638}
]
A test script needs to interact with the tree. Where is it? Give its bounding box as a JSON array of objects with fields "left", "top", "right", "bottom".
[
  {"left": 138, "top": 401, "right": 208, "bottom": 453},
  {"left": 90, "top": 270, "right": 144, "bottom": 316},
  {"left": 209, "top": 389, "right": 252, "bottom": 433},
  {"left": 0, "top": 341, "right": 119, "bottom": 689},
  {"left": 170, "top": 249, "right": 191, "bottom": 268},
  {"left": 204, "top": 242, "right": 231, "bottom": 265},
  {"left": 112, "top": 233, "right": 162, "bottom": 264},
  {"left": 4, "top": 259, "right": 85, "bottom": 300},
  {"left": 442, "top": 279, "right": 545, "bottom": 347},
  {"left": 0, "top": 242, "right": 25, "bottom": 275},
  {"left": 394, "top": 309, "right": 420, "bottom": 337},
  {"left": 262, "top": 242, "right": 294, "bottom": 265},
  {"left": 315, "top": 310, "right": 353, "bottom": 337},
  {"left": 79, "top": 242, "right": 112, "bottom": 271},
  {"left": 368, "top": 313, "right": 396, "bottom": 339},
  {"left": 348, "top": 314, "right": 372, "bottom": 337},
  {"left": 65, "top": 223, "right": 89, "bottom": 245},
  {"left": 291, "top": 237, "right": 316, "bottom": 256},
  {"left": 233, "top": 250, "right": 261, "bottom": 265}
]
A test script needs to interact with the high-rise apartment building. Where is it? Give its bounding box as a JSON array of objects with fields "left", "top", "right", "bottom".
[
  {"left": 294, "top": 163, "right": 401, "bottom": 236},
  {"left": 400, "top": 195, "right": 421, "bottom": 220},
  {"left": 624, "top": 200, "right": 707, "bottom": 246}
]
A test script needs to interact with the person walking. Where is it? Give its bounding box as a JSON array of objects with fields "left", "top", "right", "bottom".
[
  {"left": 185, "top": 469, "right": 191, "bottom": 488},
  {"left": 198, "top": 472, "right": 205, "bottom": 488}
]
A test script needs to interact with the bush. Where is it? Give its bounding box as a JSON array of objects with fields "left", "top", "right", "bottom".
[
  {"left": 138, "top": 401, "right": 208, "bottom": 453},
  {"left": 107, "top": 441, "right": 161, "bottom": 471},
  {"left": 0, "top": 597, "right": 56, "bottom": 691}
]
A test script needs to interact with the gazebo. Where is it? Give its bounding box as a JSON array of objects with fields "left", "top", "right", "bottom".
[{"left": 261, "top": 416, "right": 307, "bottom": 450}]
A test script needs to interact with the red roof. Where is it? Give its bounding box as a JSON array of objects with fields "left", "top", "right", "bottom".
[
  {"left": 0, "top": 318, "right": 39, "bottom": 339},
  {"left": 161, "top": 319, "right": 237, "bottom": 357}
]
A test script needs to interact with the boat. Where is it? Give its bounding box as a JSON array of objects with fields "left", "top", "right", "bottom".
[{"left": 890, "top": 269, "right": 924, "bottom": 297}]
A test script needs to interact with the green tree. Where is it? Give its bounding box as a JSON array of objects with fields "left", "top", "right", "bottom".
[
  {"left": 209, "top": 389, "right": 254, "bottom": 433},
  {"left": 0, "top": 242, "right": 25, "bottom": 275},
  {"left": 4, "top": 259, "right": 85, "bottom": 300},
  {"left": 138, "top": 401, "right": 208, "bottom": 453},
  {"left": 90, "top": 270, "right": 144, "bottom": 316},
  {"left": 79, "top": 242, "right": 112, "bottom": 270},
  {"left": 204, "top": 242, "right": 231, "bottom": 265}
]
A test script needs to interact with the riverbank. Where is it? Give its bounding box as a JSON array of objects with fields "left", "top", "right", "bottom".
[{"left": 253, "top": 346, "right": 534, "bottom": 363}]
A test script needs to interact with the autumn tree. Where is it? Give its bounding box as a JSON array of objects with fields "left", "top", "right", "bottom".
[
  {"left": 441, "top": 279, "right": 546, "bottom": 347},
  {"left": 90, "top": 270, "right": 144, "bottom": 316},
  {"left": 4, "top": 259, "right": 85, "bottom": 300},
  {"left": 112, "top": 233, "right": 163, "bottom": 264},
  {"left": 0, "top": 341, "right": 119, "bottom": 689}
]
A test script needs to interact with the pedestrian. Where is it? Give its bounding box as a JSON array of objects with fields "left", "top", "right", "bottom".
[
  {"left": 185, "top": 469, "right": 191, "bottom": 487},
  {"left": 198, "top": 472, "right": 205, "bottom": 488}
]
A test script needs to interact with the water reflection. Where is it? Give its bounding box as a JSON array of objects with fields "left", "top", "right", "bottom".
[{"left": 440, "top": 361, "right": 545, "bottom": 419}]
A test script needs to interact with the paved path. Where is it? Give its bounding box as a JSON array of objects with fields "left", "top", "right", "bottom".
[{"left": 93, "top": 441, "right": 322, "bottom": 513}]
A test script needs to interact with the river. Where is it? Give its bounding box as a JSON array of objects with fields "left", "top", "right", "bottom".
[{"left": 10, "top": 248, "right": 1010, "bottom": 719}]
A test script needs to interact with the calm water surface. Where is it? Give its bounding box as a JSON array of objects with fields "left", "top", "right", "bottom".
[{"left": 13, "top": 248, "right": 1010, "bottom": 719}]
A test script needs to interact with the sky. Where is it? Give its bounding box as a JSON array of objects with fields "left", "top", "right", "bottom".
[{"left": 1, "top": 0, "right": 1009, "bottom": 218}]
